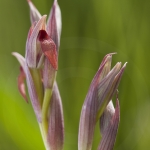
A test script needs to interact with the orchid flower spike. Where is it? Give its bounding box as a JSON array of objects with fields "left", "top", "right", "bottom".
[
  {"left": 12, "top": 1, "right": 127, "bottom": 150},
  {"left": 12, "top": 0, "right": 64, "bottom": 150},
  {"left": 78, "top": 53, "right": 127, "bottom": 150}
]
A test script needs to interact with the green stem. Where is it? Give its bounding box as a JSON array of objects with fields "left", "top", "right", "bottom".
[
  {"left": 39, "top": 123, "right": 50, "bottom": 150},
  {"left": 39, "top": 89, "right": 52, "bottom": 150},
  {"left": 30, "top": 68, "right": 43, "bottom": 106},
  {"left": 42, "top": 89, "right": 52, "bottom": 133}
]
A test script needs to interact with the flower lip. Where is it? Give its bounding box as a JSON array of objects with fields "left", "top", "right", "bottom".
[
  {"left": 38, "top": 29, "right": 50, "bottom": 41},
  {"left": 38, "top": 30, "right": 58, "bottom": 70}
]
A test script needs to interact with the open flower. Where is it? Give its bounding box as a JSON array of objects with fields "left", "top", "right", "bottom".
[
  {"left": 12, "top": 0, "right": 64, "bottom": 149},
  {"left": 78, "top": 54, "right": 127, "bottom": 150}
]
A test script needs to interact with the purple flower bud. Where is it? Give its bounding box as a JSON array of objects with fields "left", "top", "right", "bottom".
[{"left": 78, "top": 54, "right": 127, "bottom": 150}]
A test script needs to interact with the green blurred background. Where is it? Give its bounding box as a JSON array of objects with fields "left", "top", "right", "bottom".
[{"left": 0, "top": 0, "right": 150, "bottom": 149}]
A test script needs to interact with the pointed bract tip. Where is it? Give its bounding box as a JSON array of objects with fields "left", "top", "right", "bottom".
[
  {"left": 108, "top": 52, "right": 117, "bottom": 56},
  {"left": 27, "top": 0, "right": 31, "bottom": 3},
  {"left": 114, "top": 62, "right": 122, "bottom": 70},
  {"left": 42, "top": 14, "right": 47, "bottom": 18},
  {"left": 100, "top": 53, "right": 116, "bottom": 68},
  {"left": 104, "top": 52, "right": 117, "bottom": 59},
  {"left": 12, "top": 52, "right": 23, "bottom": 62},
  {"left": 117, "top": 62, "right": 122, "bottom": 66},
  {"left": 12, "top": 52, "right": 18, "bottom": 56},
  {"left": 41, "top": 15, "right": 47, "bottom": 23},
  {"left": 12, "top": 52, "right": 25, "bottom": 70},
  {"left": 119, "top": 62, "right": 127, "bottom": 73},
  {"left": 99, "top": 54, "right": 112, "bottom": 69},
  {"left": 54, "top": 0, "right": 58, "bottom": 5},
  {"left": 42, "top": 15, "right": 47, "bottom": 27},
  {"left": 101, "top": 55, "right": 112, "bottom": 69},
  {"left": 112, "top": 52, "right": 117, "bottom": 55},
  {"left": 123, "top": 62, "right": 128, "bottom": 67},
  {"left": 105, "top": 55, "right": 112, "bottom": 62}
]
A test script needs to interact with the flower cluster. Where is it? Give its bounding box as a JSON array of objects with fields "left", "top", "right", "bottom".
[
  {"left": 13, "top": 0, "right": 63, "bottom": 149},
  {"left": 12, "top": 0, "right": 127, "bottom": 150}
]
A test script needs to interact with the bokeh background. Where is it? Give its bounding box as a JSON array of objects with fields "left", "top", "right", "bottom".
[{"left": 0, "top": 0, "right": 150, "bottom": 149}]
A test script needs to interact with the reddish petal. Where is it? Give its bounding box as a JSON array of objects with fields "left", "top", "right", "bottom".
[
  {"left": 18, "top": 67, "right": 28, "bottom": 103},
  {"left": 38, "top": 30, "right": 58, "bottom": 70}
]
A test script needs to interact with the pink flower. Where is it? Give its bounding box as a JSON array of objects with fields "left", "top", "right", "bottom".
[{"left": 12, "top": 1, "right": 64, "bottom": 149}]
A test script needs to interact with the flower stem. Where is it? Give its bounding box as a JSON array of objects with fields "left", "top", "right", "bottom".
[
  {"left": 39, "top": 89, "right": 52, "bottom": 150},
  {"left": 39, "top": 123, "right": 50, "bottom": 150}
]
